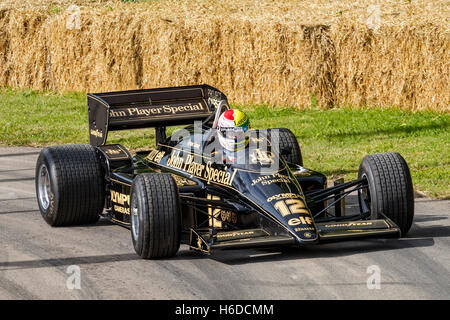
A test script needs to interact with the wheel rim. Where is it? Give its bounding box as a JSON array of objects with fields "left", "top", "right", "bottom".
[
  {"left": 359, "top": 174, "right": 371, "bottom": 217},
  {"left": 38, "top": 164, "right": 51, "bottom": 210},
  {"left": 131, "top": 204, "right": 139, "bottom": 241}
]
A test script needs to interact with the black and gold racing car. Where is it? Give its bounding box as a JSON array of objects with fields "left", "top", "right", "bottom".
[{"left": 35, "top": 84, "right": 414, "bottom": 259}]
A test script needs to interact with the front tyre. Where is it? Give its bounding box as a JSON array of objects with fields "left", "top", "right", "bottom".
[
  {"left": 130, "top": 173, "right": 181, "bottom": 259},
  {"left": 262, "top": 128, "right": 303, "bottom": 166},
  {"left": 358, "top": 152, "right": 414, "bottom": 236},
  {"left": 35, "top": 144, "right": 105, "bottom": 226}
]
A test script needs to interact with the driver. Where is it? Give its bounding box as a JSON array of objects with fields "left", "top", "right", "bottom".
[{"left": 216, "top": 109, "right": 250, "bottom": 163}]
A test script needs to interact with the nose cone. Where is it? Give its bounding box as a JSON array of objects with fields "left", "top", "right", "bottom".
[
  {"left": 232, "top": 165, "right": 319, "bottom": 244},
  {"left": 278, "top": 212, "right": 319, "bottom": 244},
  {"left": 266, "top": 196, "right": 319, "bottom": 244},
  {"left": 292, "top": 229, "right": 319, "bottom": 244}
]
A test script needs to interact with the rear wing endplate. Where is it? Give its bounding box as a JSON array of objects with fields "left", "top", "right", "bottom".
[{"left": 87, "top": 84, "right": 227, "bottom": 146}]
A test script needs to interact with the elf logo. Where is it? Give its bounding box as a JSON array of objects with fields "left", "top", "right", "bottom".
[{"left": 288, "top": 216, "right": 313, "bottom": 226}]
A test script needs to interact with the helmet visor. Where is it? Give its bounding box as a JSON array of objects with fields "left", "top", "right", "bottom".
[{"left": 217, "top": 128, "right": 249, "bottom": 151}]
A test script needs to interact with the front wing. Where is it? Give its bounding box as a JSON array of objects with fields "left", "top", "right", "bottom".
[{"left": 189, "top": 217, "right": 401, "bottom": 254}]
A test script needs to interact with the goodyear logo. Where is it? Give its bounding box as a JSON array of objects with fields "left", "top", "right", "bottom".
[
  {"left": 217, "top": 231, "right": 256, "bottom": 239},
  {"left": 324, "top": 222, "right": 373, "bottom": 228}
]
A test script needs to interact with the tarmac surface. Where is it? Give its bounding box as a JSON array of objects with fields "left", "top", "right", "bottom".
[{"left": 0, "top": 146, "right": 449, "bottom": 299}]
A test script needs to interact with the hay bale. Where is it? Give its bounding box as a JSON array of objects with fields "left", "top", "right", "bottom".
[
  {"left": 0, "top": 0, "right": 448, "bottom": 111},
  {"left": 333, "top": 21, "right": 449, "bottom": 111}
]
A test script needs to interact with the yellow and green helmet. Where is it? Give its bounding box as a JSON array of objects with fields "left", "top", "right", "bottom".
[{"left": 217, "top": 109, "right": 250, "bottom": 152}]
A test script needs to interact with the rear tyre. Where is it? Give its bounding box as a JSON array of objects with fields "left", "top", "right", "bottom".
[
  {"left": 130, "top": 173, "right": 181, "bottom": 259},
  {"left": 358, "top": 152, "right": 414, "bottom": 236},
  {"left": 35, "top": 144, "right": 105, "bottom": 226},
  {"left": 262, "top": 128, "right": 303, "bottom": 166}
]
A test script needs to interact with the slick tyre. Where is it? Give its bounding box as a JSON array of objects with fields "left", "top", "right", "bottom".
[
  {"left": 263, "top": 128, "right": 303, "bottom": 166},
  {"left": 35, "top": 144, "right": 105, "bottom": 226},
  {"left": 130, "top": 173, "right": 181, "bottom": 259},
  {"left": 358, "top": 152, "right": 414, "bottom": 236}
]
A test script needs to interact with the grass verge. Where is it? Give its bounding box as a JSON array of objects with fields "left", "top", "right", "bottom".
[{"left": 0, "top": 87, "right": 448, "bottom": 198}]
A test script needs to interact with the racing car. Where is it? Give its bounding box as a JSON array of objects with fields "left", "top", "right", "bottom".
[{"left": 35, "top": 84, "right": 414, "bottom": 259}]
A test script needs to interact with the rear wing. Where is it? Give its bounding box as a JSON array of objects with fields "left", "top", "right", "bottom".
[{"left": 87, "top": 84, "right": 227, "bottom": 146}]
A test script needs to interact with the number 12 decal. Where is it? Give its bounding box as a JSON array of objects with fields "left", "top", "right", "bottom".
[{"left": 273, "top": 199, "right": 313, "bottom": 226}]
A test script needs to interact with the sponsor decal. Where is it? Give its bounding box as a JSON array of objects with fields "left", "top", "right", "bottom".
[
  {"left": 171, "top": 175, "right": 197, "bottom": 187},
  {"left": 324, "top": 222, "right": 373, "bottom": 228},
  {"left": 249, "top": 149, "right": 275, "bottom": 165},
  {"left": 251, "top": 173, "right": 290, "bottom": 186},
  {"left": 207, "top": 88, "right": 222, "bottom": 109},
  {"left": 110, "top": 190, "right": 130, "bottom": 205},
  {"left": 204, "top": 162, "right": 237, "bottom": 186},
  {"left": 217, "top": 230, "right": 256, "bottom": 240},
  {"left": 294, "top": 227, "right": 316, "bottom": 232},
  {"left": 288, "top": 216, "right": 313, "bottom": 226},
  {"left": 220, "top": 210, "right": 238, "bottom": 224},
  {"left": 273, "top": 199, "right": 314, "bottom": 227},
  {"left": 267, "top": 193, "right": 301, "bottom": 202},
  {"left": 109, "top": 102, "right": 206, "bottom": 119},
  {"left": 273, "top": 199, "right": 308, "bottom": 217},
  {"left": 114, "top": 205, "right": 130, "bottom": 215},
  {"left": 105, "top": 148, "right": 121, "bottom": 155},
  {"left": 146, "top": 149, "right": 166, "bottom": 163},
  {"left": 90, "top": 128, "right": 103, "bottom": 138},
  {"left": 189, "top": 229, "right": 210, "bottom": 254},
  {"left": 197, "top": 237, "right": 203, "bottom": 250},
  {"left": 166, "top": 151, "right": 237, "bottom": 186},
  {"left": 110, "top": 190, "right": 130, "bottom": 215},
  {"left": 48, "top": 192, "right": 55, "bottom": 217}
]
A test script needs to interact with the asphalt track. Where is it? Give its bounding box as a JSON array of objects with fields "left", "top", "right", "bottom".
[{"left": 0, "top": 146, "right": 449, "bottom": 299}]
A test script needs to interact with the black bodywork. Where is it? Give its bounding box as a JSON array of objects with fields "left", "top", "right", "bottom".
[{"left": 88, "top": 84, "right": 400, "bottom": 253}]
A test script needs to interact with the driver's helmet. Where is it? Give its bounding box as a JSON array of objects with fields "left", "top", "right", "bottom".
[{"left": 217, "top": 109, "right": 250, "bottom": 152}]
